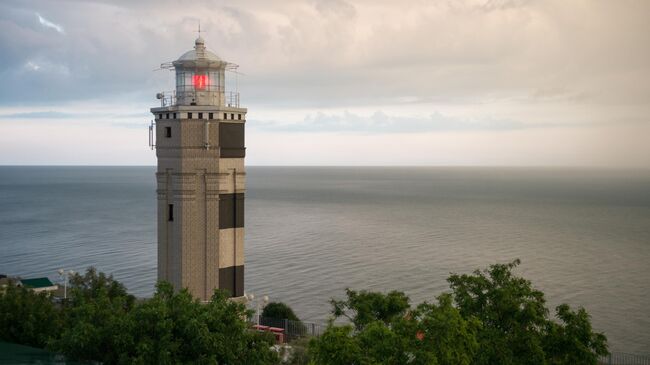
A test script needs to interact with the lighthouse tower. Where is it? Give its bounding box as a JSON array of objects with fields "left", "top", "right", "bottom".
[{"left": 150, "top": 37, "right": 246, "bottom": 301}]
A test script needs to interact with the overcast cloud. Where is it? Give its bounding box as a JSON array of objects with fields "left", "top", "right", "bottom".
[{"left": 0, "top": 0, "right": 649, "bottom": 166}]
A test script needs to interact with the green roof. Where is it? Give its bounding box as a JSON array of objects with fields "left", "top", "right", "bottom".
[{"left": 20, "top": 277, "right": 55, "bottom": 288}]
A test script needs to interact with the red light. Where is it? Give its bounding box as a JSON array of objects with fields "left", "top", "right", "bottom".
[{"left": 193, "top": 74, "right": 208, "bottom": 90}]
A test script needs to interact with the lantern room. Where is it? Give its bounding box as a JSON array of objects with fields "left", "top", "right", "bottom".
[{"left": 157, "top": 37, "right": 240, "bottom": 107}]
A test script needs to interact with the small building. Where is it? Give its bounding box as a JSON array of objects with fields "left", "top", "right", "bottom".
[
  {"left": 0, "top": 275, "right": 10, "bottom": 289},
  {"left": 18, "top": 278, "right": 58, "bottom": 293}
]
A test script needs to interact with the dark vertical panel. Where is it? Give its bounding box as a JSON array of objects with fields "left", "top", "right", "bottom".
[
  {"left": 235, "top": 194, "right": 245, "bottom": 228},
  {"left": 221, "top": 148, "right": 246, "bottom": 158},
  {"left": 235, "top": 266, "right": 244, "bottom": 297},
  {"left": 219, "top": 122, "right": 245, "bottom": 157},
  {"left": 218, "top": 193, "right": 244, "bottom": 229},
  {"left": 218, "top": 265, "right": 244, "bottom": 298},
  {"left": 219, "top": 266, "right": 234, "bottom": 297},
  {"left": 219, "top": 194, "right": 234, "bottom": 229}
]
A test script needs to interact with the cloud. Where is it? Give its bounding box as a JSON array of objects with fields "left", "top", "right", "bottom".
[
  {"left": 24, "top": 61, "right": 40, "bottom": 71},
  {"left": 0, "top": 1, "right": 649, "bottom": 166},
  {"left": 0, "top": 108, "right": 149, "bottom": 122},
  {"left": 0, "top": 111, "right": 77, "bottom": 119},
  {"left": 36, "top": 13, "right": 64, "bottom": 34},
  {"left": 0, "top": 1, "right": 646, "bottom": 110},
  {"left": 21, "top": 59, "right": 70, "bottom": 75},
  {"left": 249, "top": 111, "right": 540, "bottom": 134}
]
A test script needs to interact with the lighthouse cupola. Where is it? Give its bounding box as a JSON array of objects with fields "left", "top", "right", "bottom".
[{"left": 172, "top": 37, "right": 227, "bottom": 106}]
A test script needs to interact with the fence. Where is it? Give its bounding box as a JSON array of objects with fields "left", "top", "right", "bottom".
[
  {"left": 599, "top": 352, "right": 650, "bottom": 365},
  {"left": 251, "top": 316, "right": 326, "bottom": 341}
]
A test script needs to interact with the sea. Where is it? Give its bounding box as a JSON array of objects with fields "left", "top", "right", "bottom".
[{"left": 0, "top": 166, "right": 649, "bottom": 354}]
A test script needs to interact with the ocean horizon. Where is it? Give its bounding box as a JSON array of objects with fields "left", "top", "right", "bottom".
[{"left": 1, "top": 166, "right": 648, "bottom": 354}]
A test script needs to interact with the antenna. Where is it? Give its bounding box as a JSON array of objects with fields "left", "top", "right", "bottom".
[{"left": 197, "top": 21, "right": 201, "bottom": 37}]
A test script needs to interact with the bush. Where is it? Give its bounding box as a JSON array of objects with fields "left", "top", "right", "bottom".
[
  {"left": 1, "top": 267, "right": 279, "bottom": 365},
  {"left": 262, "top": 302, "right": 301, "bottom": 322},
  {"left": 0, "top": 283, "right": 61, "bottom": 348}
]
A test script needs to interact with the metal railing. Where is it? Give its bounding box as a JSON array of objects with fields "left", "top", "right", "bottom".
[
  {"left": 251, "top": 316, "right": 326, "bottom": 341},
  {"left": 599, "top": 352, "right": 650, "bottom": 365},
  {"left": 226, "top": 91, "right": 240, "bottom": 107},
  {"left": 157, "top": 91, "right": 176, "bottom": 107},
  {"left": 156, "top": 90, "right": 240, "bottom": 107}
]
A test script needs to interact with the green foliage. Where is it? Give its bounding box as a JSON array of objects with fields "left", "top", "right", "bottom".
[
  {"left": 311, "top": 290, "right": 478, "bottom": 365},
  {"left": 447, "top": 259, "right": 608, "bottom": 365},
  {"left": 410, "top": 294, "right": 480, "bottom": 365},
  {"left": 330, "top": 289, "right": 410, "bottom": 330},
  {"left": 67, "top": 267, "right": 135, "bottom": 306},
  {"left": 448, "top": 259, "right": 548, "bottom": 364},
  {"left": 281, "top": 336, "right": 311, "bottom": 365},
  {"left": 0, "top": 262, "right": 610, "bottom": 365},
  {"left": 309, "top": 324, "right": 362, "bottom": 365},
  {"left": 0, "top": 267, "right": 278, "bottom": 365},
  {"left": 120, "top": 282, "right": 278, "bottom": 365},
  {"left": 311, "top": 260, "right": 608, "bottom": 365},
  {"left": 544, "top": 304, "right": 608, "bottom": 365},
  {"left": 0, "top": 283, "right": 61, "bottom": 348},
  {"left": 47, "top": 274, "right": 278, "bottom": 365},
  {"left": 48, "top": 268, "right": 136, "bottom": 363},
  {"left": 263, "top": 301, "right": 301, "bottom": 321}
]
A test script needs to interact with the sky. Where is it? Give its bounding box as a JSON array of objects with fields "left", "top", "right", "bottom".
[{"left": 0, "top": 0, "right": 649, "bottom": 166}]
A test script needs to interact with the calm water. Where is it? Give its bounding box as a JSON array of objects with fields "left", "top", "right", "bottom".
[{"left": 0, "top": 166, "right": 649, "bottom": 354}]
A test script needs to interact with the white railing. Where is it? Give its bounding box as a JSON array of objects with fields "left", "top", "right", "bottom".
[
  {"left": 226, "top": 92, "right": 240, "bottom": 108},
  {"left": 156, "top": 91, "right": 176, "bottom": 107},
  {"left": 156, "top": 90, "right": 240, "bottom": 108}
]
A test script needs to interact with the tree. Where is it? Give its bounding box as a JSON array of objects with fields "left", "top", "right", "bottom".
[
  {"left": 330, "top": 289, "right": 410, "bottom": 331},
  {"left": 448, "top": 259, "right": 608, "bottom": 365},
  {"left": 48, "top": 268, "right": 137, "bottom": 363},
  {"left": 48, "top": 268, "right": 279, "bottom": 365},
  {"left": 0, "top": 283, "right": 61, "bottom": 348},
  {"left": 448, "top": 259, "right": 548, "bottom": 364},
  {"left": 310, "top": 290, "right": 478, "bottom": 365},
  {"left": 309, "top": 324, "right": 362, "bottom": 365},
  {"left": 262, "top": 301, "right": 301, "bottom": 322},
  {"left": 123, "top": 282, "right": 277, "bottom": 365},
  {"left": 543, "top": 304, "right": 608, "bottom": 365},
  {"left": 311, "top": 260, "right": 608, "bottom": 365},
  {"left": 67, "top": 266, "right": 135, "bottom": 306},
  {"left": 408, "top": 294, "right": 479, "bottom": 365},
  {"left": 2, "top": 263, "right": 609, "bottom": 365}
]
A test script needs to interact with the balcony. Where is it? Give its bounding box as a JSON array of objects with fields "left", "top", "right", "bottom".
[{"left": 156, "top": 90, "right": 240, "bottom": 108}]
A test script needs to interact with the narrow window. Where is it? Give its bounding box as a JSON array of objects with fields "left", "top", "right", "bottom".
[
  {"left": 164, "top": 127, "right": 172, "bottom": 138},
  {"left": 168, "top": 204, "right": 174, "bottom": 222},
  {"left": 166, "top": 113, "right": 170, "bottom": 119},
  {"left": 238, "top": 114, "right": 242, "bottom": 120},
  {"left": 231, "top": 113, "right": 234, "bottom": 120},
  {"left": 198, "top": 112, "right": 203, "bottom": 119},
  {"left": 209, "top": 112, "right": 214, "bottom": 120},
  {"left": 173, "top": 112, "right": 177, "bottom": 119},
  {"left": 223, "top": 113, "right": 227, "bottom": 120},
  {"left": 188, "top": 112, "right": 193, "bottom": 119},
  {"left": 158, "top": 113, "right": 162, "bottom": 119}
]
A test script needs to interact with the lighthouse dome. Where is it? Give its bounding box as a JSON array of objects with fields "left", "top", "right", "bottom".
[{"left": 174, "top": 37, "right": 223, "bottom": 65}]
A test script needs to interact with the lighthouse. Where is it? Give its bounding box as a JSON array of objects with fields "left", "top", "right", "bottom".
[{"left": 150, "top": 36, "right": 246, "bottom": 301}]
